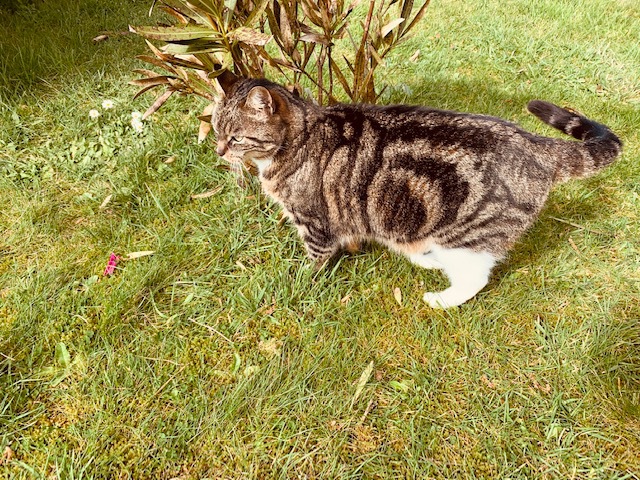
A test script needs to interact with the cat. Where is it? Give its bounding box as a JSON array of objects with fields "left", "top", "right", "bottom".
[{"left": 211, "top": 72, "right": 621, "bottom": 308}]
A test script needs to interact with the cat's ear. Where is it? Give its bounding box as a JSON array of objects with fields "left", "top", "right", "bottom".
[
  {"left": 245, "top": 86, "right": 274, "bottom": 116},
  {"left": 286, "top": 83, "right": 302, "bottom": 97},
  {"left": 214, "top": 69, "right": 239, "bottom": 96}
]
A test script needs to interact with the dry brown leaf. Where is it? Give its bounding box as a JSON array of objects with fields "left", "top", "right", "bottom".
[
  {"left": 133, "top": 68, "right": 162, "bottom": 78},
  {"left": 197, "top": 119, "right": 211, "bottom": 143},
  {"left": 351, "top": 360, "right": 374, "bottom": 408},
  {"left": 568, "top": 237, "right": 581, "bottom": 255},
  {"left": 480, "top": 374, "right": 496, "bottom": 389},
  {"left": 129, "top": 76, "right": 172, "bottom": 87},
  {"left": 328, "top": 420, "right": 345, "bottom": 431},
  {"left": 259, "top": 304, "right": 277, "bottom": 316},
  {"left": 0, "top": 446, "right": 14, "bottom": 465},
  {"left": 99, "top": 194, "right": 112, "bottom": 210},
  {"left": 198, "top": 102, "right": 216, "bottom": 143},
  {"left": 190, "top": 186, "right": 223, "bottom": 199},
  {"left": 358, "top": 398, "right": 376, "bottom": 424},
  {"left": 142, "top": 89, "right": 174, "bottom": 120},
  {"left": 126, "top": 250, "right": 155, "bottom": 260},
  {"left": 228, "top": 27, "right": 272, "bottom": 46},
  {"left": 381, "top": 17, "right": 405, "bottom": 37},
  {"left": 393, "top": 287, "right": 402, "bottom": 306},
  {"left": 340, "top": 293, "right": 352, "bottom": 305}
]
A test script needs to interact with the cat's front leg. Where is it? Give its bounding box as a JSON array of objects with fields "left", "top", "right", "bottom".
[{"left": 301, "top": 233, "right": 339, "bottom": 271}]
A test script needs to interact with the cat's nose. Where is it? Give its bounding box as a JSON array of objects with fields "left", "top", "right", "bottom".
[{"left": 216, "top": 141, "right": 227, "bottom": 157}]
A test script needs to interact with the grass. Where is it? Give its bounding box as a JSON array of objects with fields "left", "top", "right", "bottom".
[{"left": 1, "top": 0, "right": 639, "bottom": 478}]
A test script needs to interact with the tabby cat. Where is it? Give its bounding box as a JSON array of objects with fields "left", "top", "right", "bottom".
[{"left": 212, "top": 72, "right": 621, "bottom": 308}]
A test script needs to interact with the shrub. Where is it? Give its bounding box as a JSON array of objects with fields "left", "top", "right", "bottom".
[{"left": 129, "top": 0, "right": 430, "bottom": 139}]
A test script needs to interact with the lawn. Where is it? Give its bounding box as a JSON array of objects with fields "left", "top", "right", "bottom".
[{"left": 1, "top": 0, "right": 639, "bottom": 478}]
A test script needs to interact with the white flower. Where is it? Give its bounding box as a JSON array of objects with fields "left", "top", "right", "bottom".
[
  {"left": 131, "top": 111, "right": 143, "bottom": 120},
  {"left": 89, "top": 109, "right": 100, "bottom": 119},
  {"left": 131, "top": 118, "right": 144, "bottom": 133},
  {"left": 102, "top": 99, "right": 115, "bottom": 110}
]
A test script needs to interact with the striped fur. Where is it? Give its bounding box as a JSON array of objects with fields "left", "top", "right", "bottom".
[{"left": 212, "top": 77, "right": 622, "bottom": 307}]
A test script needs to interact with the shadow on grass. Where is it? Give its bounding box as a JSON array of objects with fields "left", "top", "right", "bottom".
[
  {"left": 501, "top": 182, "right": 618, "bottom": 276},
  {"left": 0, "top": 0, "right": 151, "bottom": 102}
]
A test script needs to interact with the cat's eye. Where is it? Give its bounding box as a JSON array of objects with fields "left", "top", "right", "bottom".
[{"left": 230, "top": 136, "right": 245, "bottom": 144}]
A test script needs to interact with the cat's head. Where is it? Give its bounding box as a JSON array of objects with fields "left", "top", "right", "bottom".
[{"left": 212, "top": 72, "right": 292, "bottom": 164}]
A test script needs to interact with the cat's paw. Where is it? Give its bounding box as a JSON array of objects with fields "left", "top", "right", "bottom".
[
  {"left": 312, "top": 258, "right": 330, "bottom": 272},
  {"left": 423, "top": 291, "right": 464, "bottom": 309}
]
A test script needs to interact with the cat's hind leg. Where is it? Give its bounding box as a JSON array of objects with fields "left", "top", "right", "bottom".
[
  {"left": 420, "top": 246, "right": 497, "bottom": 308},
  {"left": 408, "top": 252, "right": 445, "bottom": 270}
]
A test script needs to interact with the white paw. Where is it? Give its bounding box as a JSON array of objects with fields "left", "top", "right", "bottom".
[{"left": 423, "top": 290, "right": 467, "bottom": 309}]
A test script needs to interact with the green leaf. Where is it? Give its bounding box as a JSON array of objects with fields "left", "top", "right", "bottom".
[
  {"left": 224, "top": 0, "right": 238, "bottom": 28},
  {"left": 185, "top": 71, "right": 216, "bottom": 98},
  {"left": 187, "top": 0, "right": 222, "bottom": 18},
  {"left": 130, "top": 24, "right": 221, "bottom": 42},
  {"left": 163, "top": 42, "right": 226, "bottom": 55},
  {"left": 389, "top": 380, "right": 410, "bottom": 393},
  {"left": 232, "top": 352, "right": 242, "bottom": 374},
  {"left": 55, "top": 342, "right": 71, "bottom": 369},
  {"left": 193, "top": 53, "right": 218, "bottom": 71}
]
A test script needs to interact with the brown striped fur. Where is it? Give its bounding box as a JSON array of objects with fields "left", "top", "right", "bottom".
[{"left": 212, "top": 75, "right": 622, "bottom": 307}]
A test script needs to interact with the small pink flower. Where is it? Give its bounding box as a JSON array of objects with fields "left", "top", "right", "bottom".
[{"left": 103, "top": 253, "right": 120, "bottom": 276}]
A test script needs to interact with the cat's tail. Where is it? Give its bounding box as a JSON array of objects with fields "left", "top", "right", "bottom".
[{"left": 527, "top": 100, "right": 622, "bottom": 183}]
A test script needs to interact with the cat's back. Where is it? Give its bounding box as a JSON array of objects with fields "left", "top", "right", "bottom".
[
  {"left": 320, "top": 102, "right": 529, "bottom": 156},
  {"left": 312, "top": 100, "right": 556, "bottom": 247}
]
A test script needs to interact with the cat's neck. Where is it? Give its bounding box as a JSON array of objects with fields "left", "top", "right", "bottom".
[
  {"left": 253, "top": 157, "right": 273, "bottom": 176},
  {"left": 259, "top": 101, "right": 324, "bottom": 178}
]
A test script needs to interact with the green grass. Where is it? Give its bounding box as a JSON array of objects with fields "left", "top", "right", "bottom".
[{"left": 1, "top": 0, "right": 639, "bottom": 478}]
